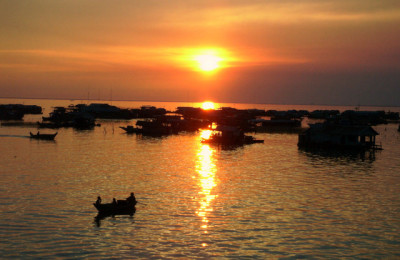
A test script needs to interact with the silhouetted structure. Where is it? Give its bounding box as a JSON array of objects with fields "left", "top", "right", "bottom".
[
  {"left": 0, "top": 104, "right": 42, "bottom": 120},
  {"left": 39, "top": 105, "right": 97, "bottom": 129},
  {"left": 0, "top": 104, "right": 42, "bottom": 119},
  {"left": 298, "top": 122, "right": 381, "bottom": 150}
]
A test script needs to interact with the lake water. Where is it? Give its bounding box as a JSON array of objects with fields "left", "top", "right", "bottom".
[{"left": 1, "top": 98, "right": 400, "bottom": 259}]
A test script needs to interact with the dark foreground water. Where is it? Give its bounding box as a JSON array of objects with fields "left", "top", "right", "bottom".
[{"left": 1, "top": 99, "right": 400, "bottom": 259}]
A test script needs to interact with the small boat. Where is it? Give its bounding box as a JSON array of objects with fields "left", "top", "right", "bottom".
[
  {"left": 119, "top": 125, "right": 139, "bottom": 134},
  {"left": 201, "top": 125, "right": 264, "bottom": 146},
  {"left": 93, "top": 195, "right": 137, "bottom": 215},
  {"left": 29, "top": 131, "right": 57, "bottom": 140},
  {"left": 135, "top": 118, "right": 174, "bottom": 136}
]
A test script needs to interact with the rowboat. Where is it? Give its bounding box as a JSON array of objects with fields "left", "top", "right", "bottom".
[{"left": 93, "top": 194, "right": 137, "bottom": 215}]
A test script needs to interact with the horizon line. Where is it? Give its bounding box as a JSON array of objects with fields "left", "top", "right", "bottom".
[{"left": 0, "top": 96, "right": 399, "bottom": 109}]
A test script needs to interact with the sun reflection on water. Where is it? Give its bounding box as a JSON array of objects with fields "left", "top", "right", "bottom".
[
  {"left": 195, "top": 136, "right": 217, "bottom": 234},
  {"left": 200, "top": 129, "right": 213, "bottom": 140}
]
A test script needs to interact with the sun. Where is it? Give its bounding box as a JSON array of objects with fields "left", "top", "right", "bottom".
[
  {"left": 201, "top": 101, "right": 215, "bottom": 110},
  {"left": 176, "top": 47, "right": 231, "bottom": 73},
  {"left": 195, "top": 54, "right": 221, "bottom": 72}
]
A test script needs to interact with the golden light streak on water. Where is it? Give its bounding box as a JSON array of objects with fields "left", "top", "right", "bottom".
[
  {"left": 2, "top": 99, "right": 400, "bottom": 258},
  {"left": 195, "top": 142, "right": 217, "bottom": 234},
  {"left": 200, "top": 129, "right": 213, "bottom": 140}
]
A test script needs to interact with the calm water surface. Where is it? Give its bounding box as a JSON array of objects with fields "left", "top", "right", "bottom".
[{"left": 1, "top": 99, "right": 400, "bottom": 258}]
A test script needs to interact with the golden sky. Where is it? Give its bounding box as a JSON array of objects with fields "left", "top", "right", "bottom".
[{"left": 1, "top": 0, "right": 400, "bottom": 105}]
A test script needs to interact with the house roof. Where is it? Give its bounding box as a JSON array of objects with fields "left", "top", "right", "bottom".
[
  {"left": 330, "top": 125, "right": 379, "bottom": 136},
  {"left": 306, "top": 124, "right": 379, "bottom": 136}
]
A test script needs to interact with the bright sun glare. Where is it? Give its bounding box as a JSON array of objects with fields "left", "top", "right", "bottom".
[
  {"left": 201, "top": 101, "right": 215, "bottom": 110},
  {"left": 195, "top": 54, "right": 221, "bottom": 71}
]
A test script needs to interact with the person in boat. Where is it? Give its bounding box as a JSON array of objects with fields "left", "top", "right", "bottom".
[
  {"left": 112, "top": 198, "right": 117, "bottom": 205},
  {"left": 126, "top": 192, "right": 137, "bottom": 204},
  {"left": 96, "top": 196, "right": 102, "bottom": 205}
]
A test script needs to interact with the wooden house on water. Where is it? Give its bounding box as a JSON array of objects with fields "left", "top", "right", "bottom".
[{"left": 298, "top": 123, "right": 381, "bottom": 150}]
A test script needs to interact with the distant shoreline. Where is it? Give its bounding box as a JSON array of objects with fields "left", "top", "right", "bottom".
[{"left": 0, "top": 96, "right": 399, "bottom": 109}]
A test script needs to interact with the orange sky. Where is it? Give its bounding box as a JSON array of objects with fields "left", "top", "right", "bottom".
[{"left": 1, "top": 1, "right": 400, "bottom": 106}]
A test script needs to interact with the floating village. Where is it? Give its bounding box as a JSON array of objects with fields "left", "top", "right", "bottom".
[
  {"left": 1, "top": 102, "right": 399, "bottom": 148},
  {"left": 2, "top": 102, "right": 400, "bottom": 216}
]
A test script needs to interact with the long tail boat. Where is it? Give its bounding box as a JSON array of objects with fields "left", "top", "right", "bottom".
[{"left": 29, "top": 131, "right": 57, "bottom": 140}]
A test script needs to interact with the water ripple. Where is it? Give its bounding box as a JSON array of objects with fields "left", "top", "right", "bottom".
[{"left": 1, "top": 123, "right": 400, "bottom": 258}]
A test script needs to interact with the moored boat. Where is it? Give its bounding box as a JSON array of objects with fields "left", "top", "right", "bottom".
[
  {"left": 119, "top": 125, "right": 139, "bottom": 134},
  {"left": 201, "top": 125, "right": 264, "bottom": 146}
]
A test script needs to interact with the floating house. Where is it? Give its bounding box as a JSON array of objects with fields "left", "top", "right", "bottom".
[
  {"left": 0, "top": 104, "right": 42, "bottom": 120},
  {"left": 298, "top": 123, "right": 381, "bottom": 150},
  {"left": 39, "top": 105, "right": 96, "bottom": 129},
  {"left": 127, "top": 116, "right": 176, "bottom": 136}
]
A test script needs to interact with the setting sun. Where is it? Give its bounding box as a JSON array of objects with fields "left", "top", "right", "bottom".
[
  {"left": 175, "top": 47, "right": 233, "bottom": 73},
  {"left": 195, "top": 54, "right": 221, "bottom": 71},
  {"left": 201, "top": 101, "right": 215, "bottom": 110}
]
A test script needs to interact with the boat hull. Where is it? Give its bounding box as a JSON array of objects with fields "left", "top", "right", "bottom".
[
  {"left": 30, "top": 132, "right": 57, "bottom": 140},
  {"left": 93, "top": 200, "right": 137, "bottom": 214}
]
